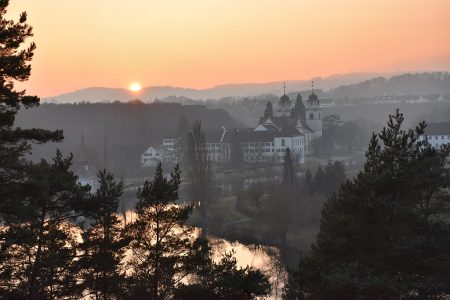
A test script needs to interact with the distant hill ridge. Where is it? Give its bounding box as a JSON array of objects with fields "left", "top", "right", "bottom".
[{"left": 43, "top": 72, "right": 450, "bottom": 104}]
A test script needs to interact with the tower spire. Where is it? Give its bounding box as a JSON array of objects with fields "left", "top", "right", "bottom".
[
  {"left": 311, "top": 80, "right": 315, "bottom": 95},
  {"left": 283, "top": 82, "right": 286, "bottom": 95}
]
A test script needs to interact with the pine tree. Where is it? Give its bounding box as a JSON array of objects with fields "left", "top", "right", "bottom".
[
  {"left": 282, "top": 254, "right": 305, "bottom": 300},
  {"left": 126, "top": 163, "right": 195, "bottom": 299},
  {"left": 301, "top": 110, "right": 450, "bottom": 298},
  {"left": 175, "top": 240, "right": 271, "bottom": 300},
  {"left": 1, "top": 151, "right": 90, "bottom": 299},
  {"left": 0, "top": 0, "right": 62, "bottom": 220},
  {"left": 78, "top": 170, "right": 128, "bottom": 300},
  {"left": 0, "top": 3, "right": 91, "bottom": 298}
]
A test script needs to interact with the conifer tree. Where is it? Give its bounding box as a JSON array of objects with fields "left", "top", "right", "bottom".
[
  {"left": 0, "top": 3, "right": 83, "bottom": 298},
  {"left": 126, "top": 163, "right": 194, "bottom": 299},
  {"left": 300, "top": 110, "right": 450, "bottom": 298},
  {"left": 175, "top": 240, "right": 271, "bottom": 300},
  {"left": 1, "top": 151, "right": 89, "bottom": 299},
  {"left": 78, "top": 170, "right": 128, "bottom": 300},
  {"left": 0, "top": 0, "right": 62, "bottom": 220},
  {"left": 322, "top": 160, "right": 346, "bottom": 198}
]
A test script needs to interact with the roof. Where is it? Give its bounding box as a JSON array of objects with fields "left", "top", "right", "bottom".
[
  {"left": 203, "top": 130, "right": 225, "bottom": 143},
  {"left": 424, "top": 122, "right": 450, "bottom": 136},
  {"left": 280, "top": 94, "right": 290, "bottom": 102},
  {"left": 276, "top": 126, "right": 303, "bottom": 137},
  {"left": 202, "top": 128, "right": 277, "bottom": 144}
]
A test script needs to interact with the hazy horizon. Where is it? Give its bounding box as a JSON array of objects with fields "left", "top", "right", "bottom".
[{"left": 7, "top": 0, "right": 450, "bottom": 98}]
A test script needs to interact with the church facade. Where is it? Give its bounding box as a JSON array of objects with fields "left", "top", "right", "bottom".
[
  {"left": 150, "top": 85, "right": 322, "bottom": 166},
  {"left": 255, "top": 84, "right": 322, "bottom": 155}
]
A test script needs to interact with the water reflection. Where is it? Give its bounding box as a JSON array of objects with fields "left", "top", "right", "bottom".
[
  {"left": 122, "top": 210, "right": 285, "bottom": 299},
  {"left": 208, "top": 238, "right": 286, "bottom": 299}
]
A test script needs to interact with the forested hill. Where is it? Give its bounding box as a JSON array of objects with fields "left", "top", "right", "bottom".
[
  {"left": 16, "top": 101, "right": 242, "bottom": 174},
  {"left": 329, "top": 72, "right": 450, "bottom": 99}
]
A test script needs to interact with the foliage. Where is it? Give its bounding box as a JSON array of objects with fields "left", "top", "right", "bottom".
[
  {"left": 175, "top": 240, "right": 272, "bottom": 300},
  {"left": 305, "top": 162, "right": 346, "bottom": 198},
  {"left": 300, "top": 110, "right": 450, "bottom": 299},
  {"left": 0, "top": 0, "right": 63, "bottom": 221},
  {"left": 185, "top": 120, "right": 214, "bottom": 237},
  {"left": 125, "top": 163, "right": 195, "bottom": 299},
  {"left": 0, "top": 151, "right": 89, "bottom": 299},
  {"left": 283, "top": 254, "right": 305, "bottom": 300},
  {"left": 77, "top": 170, "right": 129, "bottom": 300},
  {"left": 282, "top": 148, "right": 297, "bottom": 202}
]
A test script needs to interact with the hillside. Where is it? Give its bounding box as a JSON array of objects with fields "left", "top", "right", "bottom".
[
  {"left": 329, "top": 72, "right": 450, "bottom": 99},
  {"left": 16, "top": 101, "right": 243, "bottom": 174},
  {"left": 43, "top": 73, "right": 382, "bottom": 103}
]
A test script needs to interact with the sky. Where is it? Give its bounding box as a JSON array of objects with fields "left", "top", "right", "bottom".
[{"left": 7, "top": 0, "right": 450, "bottom": 97}]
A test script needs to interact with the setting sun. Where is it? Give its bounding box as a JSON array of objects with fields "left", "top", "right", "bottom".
[{"left": 129, "top": 83, "right": 141, "bottom": 92}]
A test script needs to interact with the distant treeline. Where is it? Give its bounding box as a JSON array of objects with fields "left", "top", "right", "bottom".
[
  {"left": 16, "top": 101, "right": 242, "bottom": 174},
  {"left": 329, "top": 72, "right": 450, "bottom": 99}
]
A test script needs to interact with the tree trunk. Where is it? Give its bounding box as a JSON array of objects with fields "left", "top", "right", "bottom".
[{"left": 29, "top": 205, "right": 46, "bottom": 300}]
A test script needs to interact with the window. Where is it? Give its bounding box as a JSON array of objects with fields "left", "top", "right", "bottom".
[
  {"left": 282, "top": 139, "right": 285, "bottom": 146},
  {"left": 309, "top": 113, "right": 314, "bottom": 120}
]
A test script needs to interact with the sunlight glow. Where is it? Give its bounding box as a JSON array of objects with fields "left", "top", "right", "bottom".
[{"left": 129, "top": 83, "right": 142, "bottom": 92}]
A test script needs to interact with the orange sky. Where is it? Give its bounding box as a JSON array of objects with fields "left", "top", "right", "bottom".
[{"left": 7, "top": 0, "right": 450, "bottom": 97}]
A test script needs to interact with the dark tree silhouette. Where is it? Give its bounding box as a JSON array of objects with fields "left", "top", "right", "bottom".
[
  {"left": 185, "top": 120, "right": 214, "bottom": 238},
  {"left": 299, "top": 110, "right": 450, "bottom": 298},
  {"left": 126, "top": 163, "right": 194, "bottom": 299},
  {"left": 78, "top": 170, "right": 129, "bottom": 300},
  {"left": 1, "top": 151, "right": 89, "bottom": 299}
]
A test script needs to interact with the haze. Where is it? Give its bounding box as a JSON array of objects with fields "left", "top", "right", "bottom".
[{"left": 7, "top": 0, "right": 450, "bottom": 97}]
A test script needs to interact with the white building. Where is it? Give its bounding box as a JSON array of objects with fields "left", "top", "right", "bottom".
[
  {"left": 149, "top": 84, "right": 322, "bottom": 166},
  {"left": 256, "top": 83, "right": 322, "bottom": 154},
  {"left": 141, "top": 146, "right": 163, "bottom": 167},
  {"left": 421, "top": 122, "right": 450, "bottom": 148}
]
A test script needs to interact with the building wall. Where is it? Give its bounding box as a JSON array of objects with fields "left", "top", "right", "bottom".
[
  {"left": 425, "top": 134, "right": 450, "bottom": 148},
  {"left": 203, "top": 136, "right": 305, "bottom": 164},
  {"left": 274, "top": 136, "right": 305, "bottom": 163},
  {"left": 305, "top": 105, "right": 322, "bottom": 139},
  {"left": 242, "top": 141, "right": 274, "bottom": 163},
  {"left": 141, "top": 147, "right": 162, "bottom": 166}
]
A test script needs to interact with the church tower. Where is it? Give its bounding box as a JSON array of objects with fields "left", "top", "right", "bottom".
[
  {"left": 305, "top": 81, "right": 322, "bottom": 138},
  {"left": 276, "top": 82, "right": 292, "bottom": 116},
  {"left": 264, "top": 101, "right": 274, "bottom": 119}
]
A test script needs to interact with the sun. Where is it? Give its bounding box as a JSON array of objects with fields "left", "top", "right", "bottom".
[{"left": 129, "top": 82, "right": 142, "bottom": 92}]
